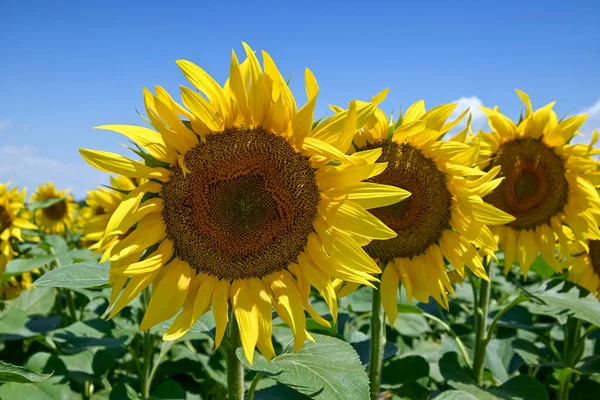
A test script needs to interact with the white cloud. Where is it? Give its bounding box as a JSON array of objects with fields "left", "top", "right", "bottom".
[
  {"left": 581, "top": 98, "right": 600, "bottom": 118},
  {"left": 0, "top": 145, "right": 106, "bottom": 199},
  {"left": 448, "top": 96, "right": 488, "bottom": 133},
  {"left": 573, "top": 97, "right": 600, "bottom": 145},
  {"left": 0, "top": 120, "right": 10, "bottom": 131}
]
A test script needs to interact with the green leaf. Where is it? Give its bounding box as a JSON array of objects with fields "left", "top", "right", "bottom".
[
  {"left": 577, "top": 355, "right": 600, "bottom": 374},
  {"left": 440, "top": 352, "right": 548, "bottom": 399},
  {"left": 4, "top": 255, "right": 57, "bottom": 275},
  {"left": 239, "top": 334, "right": 369, "bottom": 400},
  {"left": 9, "top": 287, "right": 56, "bottom": 315},
  {"left": 33, "top": 262, "right": 110, "bottom": 288},
  {"left": 393, "top": 313, "right": 432, "bottom": 337},
  {"left": 0, "top": 361, "right": 52, "bottom": 383},
  {"left": 0, "top": 376, "right": 78, "bottom": 400},
  {"left": 571, "top": 378, "right": 600, "bottom": 400},
  {"left": 109, "top": 383, "right": 140, "bottom": 400},
  {"left": 489, "top": 375, "right": 548, "bottom": 400},
  {"left": 29, "top": 197, "right": 65, "bottom": 210},
  {"left": 43, "top": 235, "right": 69, "bottom": 254},
  {"left": 529, "top": 256, "right": 556, "bottom": 279},
  {"left": 382, "top": 355, "right": 429, "bottom": 388},
  {"left": 0, "top": 308, "right": 28, "bottom": 334},
  {"left": 434, "top": 391, "right": 478, "bottom": 400},
  {"left": 529, "top": 282, "right": 600, "bottom": 326},
  {"left": 512, "top": 338, "right": 558, "bottom": 367},
  {"left": 149, "top": 380, "right": 186, "bottom": 399}
]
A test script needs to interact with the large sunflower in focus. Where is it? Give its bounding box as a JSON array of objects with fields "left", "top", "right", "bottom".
[
  {"left": 335, "top": 101, "right": 514, "bottom": 323},
  {"left": 32, "top": 182, "right": 77, "bottom": 234},
  {"left": 80, "top": 43, "right": 410, "bottom": 363},
  {"left": 478, "top": 91, "right": 600, "bottom": 275},
  {"left": 80, "top": 176, "right": 138, "bottom": 250},
  {"left": 0, "top": 182, "right": 38, "bottom": 272}
]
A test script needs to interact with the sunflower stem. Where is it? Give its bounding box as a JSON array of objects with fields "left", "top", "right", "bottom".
[
  {"left": 472, "top": 258, "right": 492, "bottom": 385},
  {"left": 368, "top": 279, "right": 385, "bottom": 400},
  {"left": 246, "top": 372, "right": 262, "bottom": 400},
  {"left": 226, "top": 316, "right": 244, "bottom": 400}
]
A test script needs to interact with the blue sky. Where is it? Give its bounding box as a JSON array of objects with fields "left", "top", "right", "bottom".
[{"left": 1, "top": 0, "right": 599, "bottom": 198}]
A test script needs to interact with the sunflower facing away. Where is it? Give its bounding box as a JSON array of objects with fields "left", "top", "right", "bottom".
[
  {"left": 478, "top": 91, "right": 600, "bottom": 276},
  {"left": 80, "top": 43, "right": 410, "bottom": 364},
  {"left": 80, "top": 176, "right": 139, "bottom": 250},
  {"left": 32, "top": 182, "right": 77, "bottom": 235},
  {"left": 333, "top": 100, "right": 514, "bottom": 324},
  {"left": 566, "top": 230, "right": 600, "bottom": 300},
  {"left": 0, "top": 182, "right": 38, "bottom": 273}
]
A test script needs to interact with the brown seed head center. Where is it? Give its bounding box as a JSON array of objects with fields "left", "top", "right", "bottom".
[
  {"left": 484, "top": 138, "right": 568, "bottom": 230},
  {"left": 0, "top": 206, "right": 11, "bottom": 233},
  {"left": 160, "top": 127, "right": 321, "bottom": 280},
  {"left": 588, "top": 240, "right": 600, "bottom": 278},
  {"left": 360, "top": 141, "right": 453, "bottom": 261},
  {"left": 43, "top": 200, "right": 67, "bottom": 221}
]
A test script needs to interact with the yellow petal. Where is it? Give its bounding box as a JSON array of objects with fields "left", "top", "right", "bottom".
[
  {"left": 319, "top": 199, "right": 396, "bottom": 240},
  {"left": 248, "top": 279, "right": 276, "bottom": 360},
  {"left": 79, "top": 149, "right": 170, "bottom": 181},
  {"left": 95, "top": 125, "right": 176, "bottom": 163},
  {"left": 212, "top": 279, "right": 231, "bottom": 349},
  {"left": 323, "top": 183, "right": 410, "bottom": 209},
  {"left": 140, "top": 259, "right": 192, "bottom": 331},
  {"left": 380, "top": 264, "right": 399, "bottom": 325},
  {"left": 231, "top": 280, "right": 259, "bottom": 365}
]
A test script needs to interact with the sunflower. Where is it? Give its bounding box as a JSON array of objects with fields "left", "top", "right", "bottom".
[
  {"left": 80, "top": 176, "right": 139, "bottom": 250},
  {"left": 478, "top": 91, "right": 600, "bottom": 276},
  {"left": 0, "top": 183, "right": 38, "bottom": 273},
  {"left": 333, "top": 100, "right": 514, "bottom": 323},
  {"left": 80, "top": 43, "right": 410, "bottom": 364},
  {"left": 32, "top": 182, "right": 77, "bottom": 235},
  {"left": 0, "top": 270, "right": 40, "bottom": 300}
]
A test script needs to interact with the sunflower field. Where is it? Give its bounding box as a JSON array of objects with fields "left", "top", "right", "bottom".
[{"left": 1, "top": 43, "right": 600, "bottom": 400}]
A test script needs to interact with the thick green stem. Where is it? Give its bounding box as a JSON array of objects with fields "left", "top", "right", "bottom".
[
  {"left": 227, "top": 317, "right": 244, "bottom": 400},
  {"left": 368, "top": 280, "right": 385, "bottom": 400},
  {"left": 246, "top": 372, "right": 263, "bottom": 400},
  {"left": 141, "top": 332, "right": 153, "bottom": 399},
  {"left": 472, "top": 259, "right": 492, "bottom": 385},
  {"left": 49, "top": 248, "right": 78, "bottom": 323}
]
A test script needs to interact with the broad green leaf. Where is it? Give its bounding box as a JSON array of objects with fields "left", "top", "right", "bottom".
[
  {"left": 382, "top": 355, "right": 429, "bottom": 388},
  {"left": 149, "top": 380, "right": 186, "bottom": 399},
  {"left": 9, "top": 287, "right": 56, "bottom": 315},
  {"left": 4, "top": 255, "right": 57, "bottom": 275},
  {"left": 440, "top": 352, "right": 548, "bottom": 399},
  {"left": 571, "top": 378, "right": 600, "bottom": 400},
  {"left": 529, "top": 282, "right": 600, "bottom": 326},
  {"left": 239, "top": 334, "right": 369, "bottom": 400},
  {"left": 0, "top": 361, "right": 52, "bottom": 383},
  {"left": 0, "top": 376, "right": 78, "bottom": 400},
  {"left": 33, "top": 262, "right": 110, "bottom": 288},
  {"left": 393, "top": 313, "right": 432, "bottom": 336},
  {"left": 512, "top": 338, "right": 558, "bottom": 367},
  {"left": 529, "top": 256, "right": 556, "bottom": 279},
  {"left": 43, "top": 235, "right": 69, "bottom": 254},
  {"left": 434, "top": 391, "right": 478, "bottom": 400},
  {"left": 253, "top": 383, "right": 311, "bottom": 400},
  {"left": 489, "top": 375, "right": 548, "bottom": 400},
  {"left": 577, "top": 355, "right": 600, "bottom": 374},
  {"left": 0, "top": 308, "right": 28, "bottom": 334},
  {"left": 109, "top": 383, "right": 140, "bottom": 400}
]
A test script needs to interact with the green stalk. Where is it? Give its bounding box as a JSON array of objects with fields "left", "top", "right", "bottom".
[
  {"left": 49, "top": 247, "right": 78, "bottom": 323},
  {"left": 226, "top": 316, "right": 244, "bottom": 400},
  {"left": 140, "top": 288, "right": 154, "bottom": 399},
  {"left": 246, "top": 372, "right": 263, "bottom": 400},
  {"left": 368, "top": 279, "right": 385, "bottom": 400},
  {"left": 472, "top": 258, "right": 492, "bottom": 385}
]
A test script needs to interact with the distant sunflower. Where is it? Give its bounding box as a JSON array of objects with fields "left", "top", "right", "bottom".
[
  {"left": 0, "top": 183, "right": 38, "bottom": 272},
  {"left": 479, "top": 91, "right": 600, "bottom": 275},
  {"left": 80, "top": 176, "right": 138, "bottom": 250},
  {"left": 336, "top": 100, "right": 514, "bottom": 323},
  {"left": 0, "top": 270, "right": 40, "bottom": 300},
  {"left": 80, "top": 43, "right": 409, "bottom": 363},
  {"left": 32, "top": 182, "right": 77, "bottom": 234},
  {"left": 567, "top": 236, "right": 600, "bottom": 300}
]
